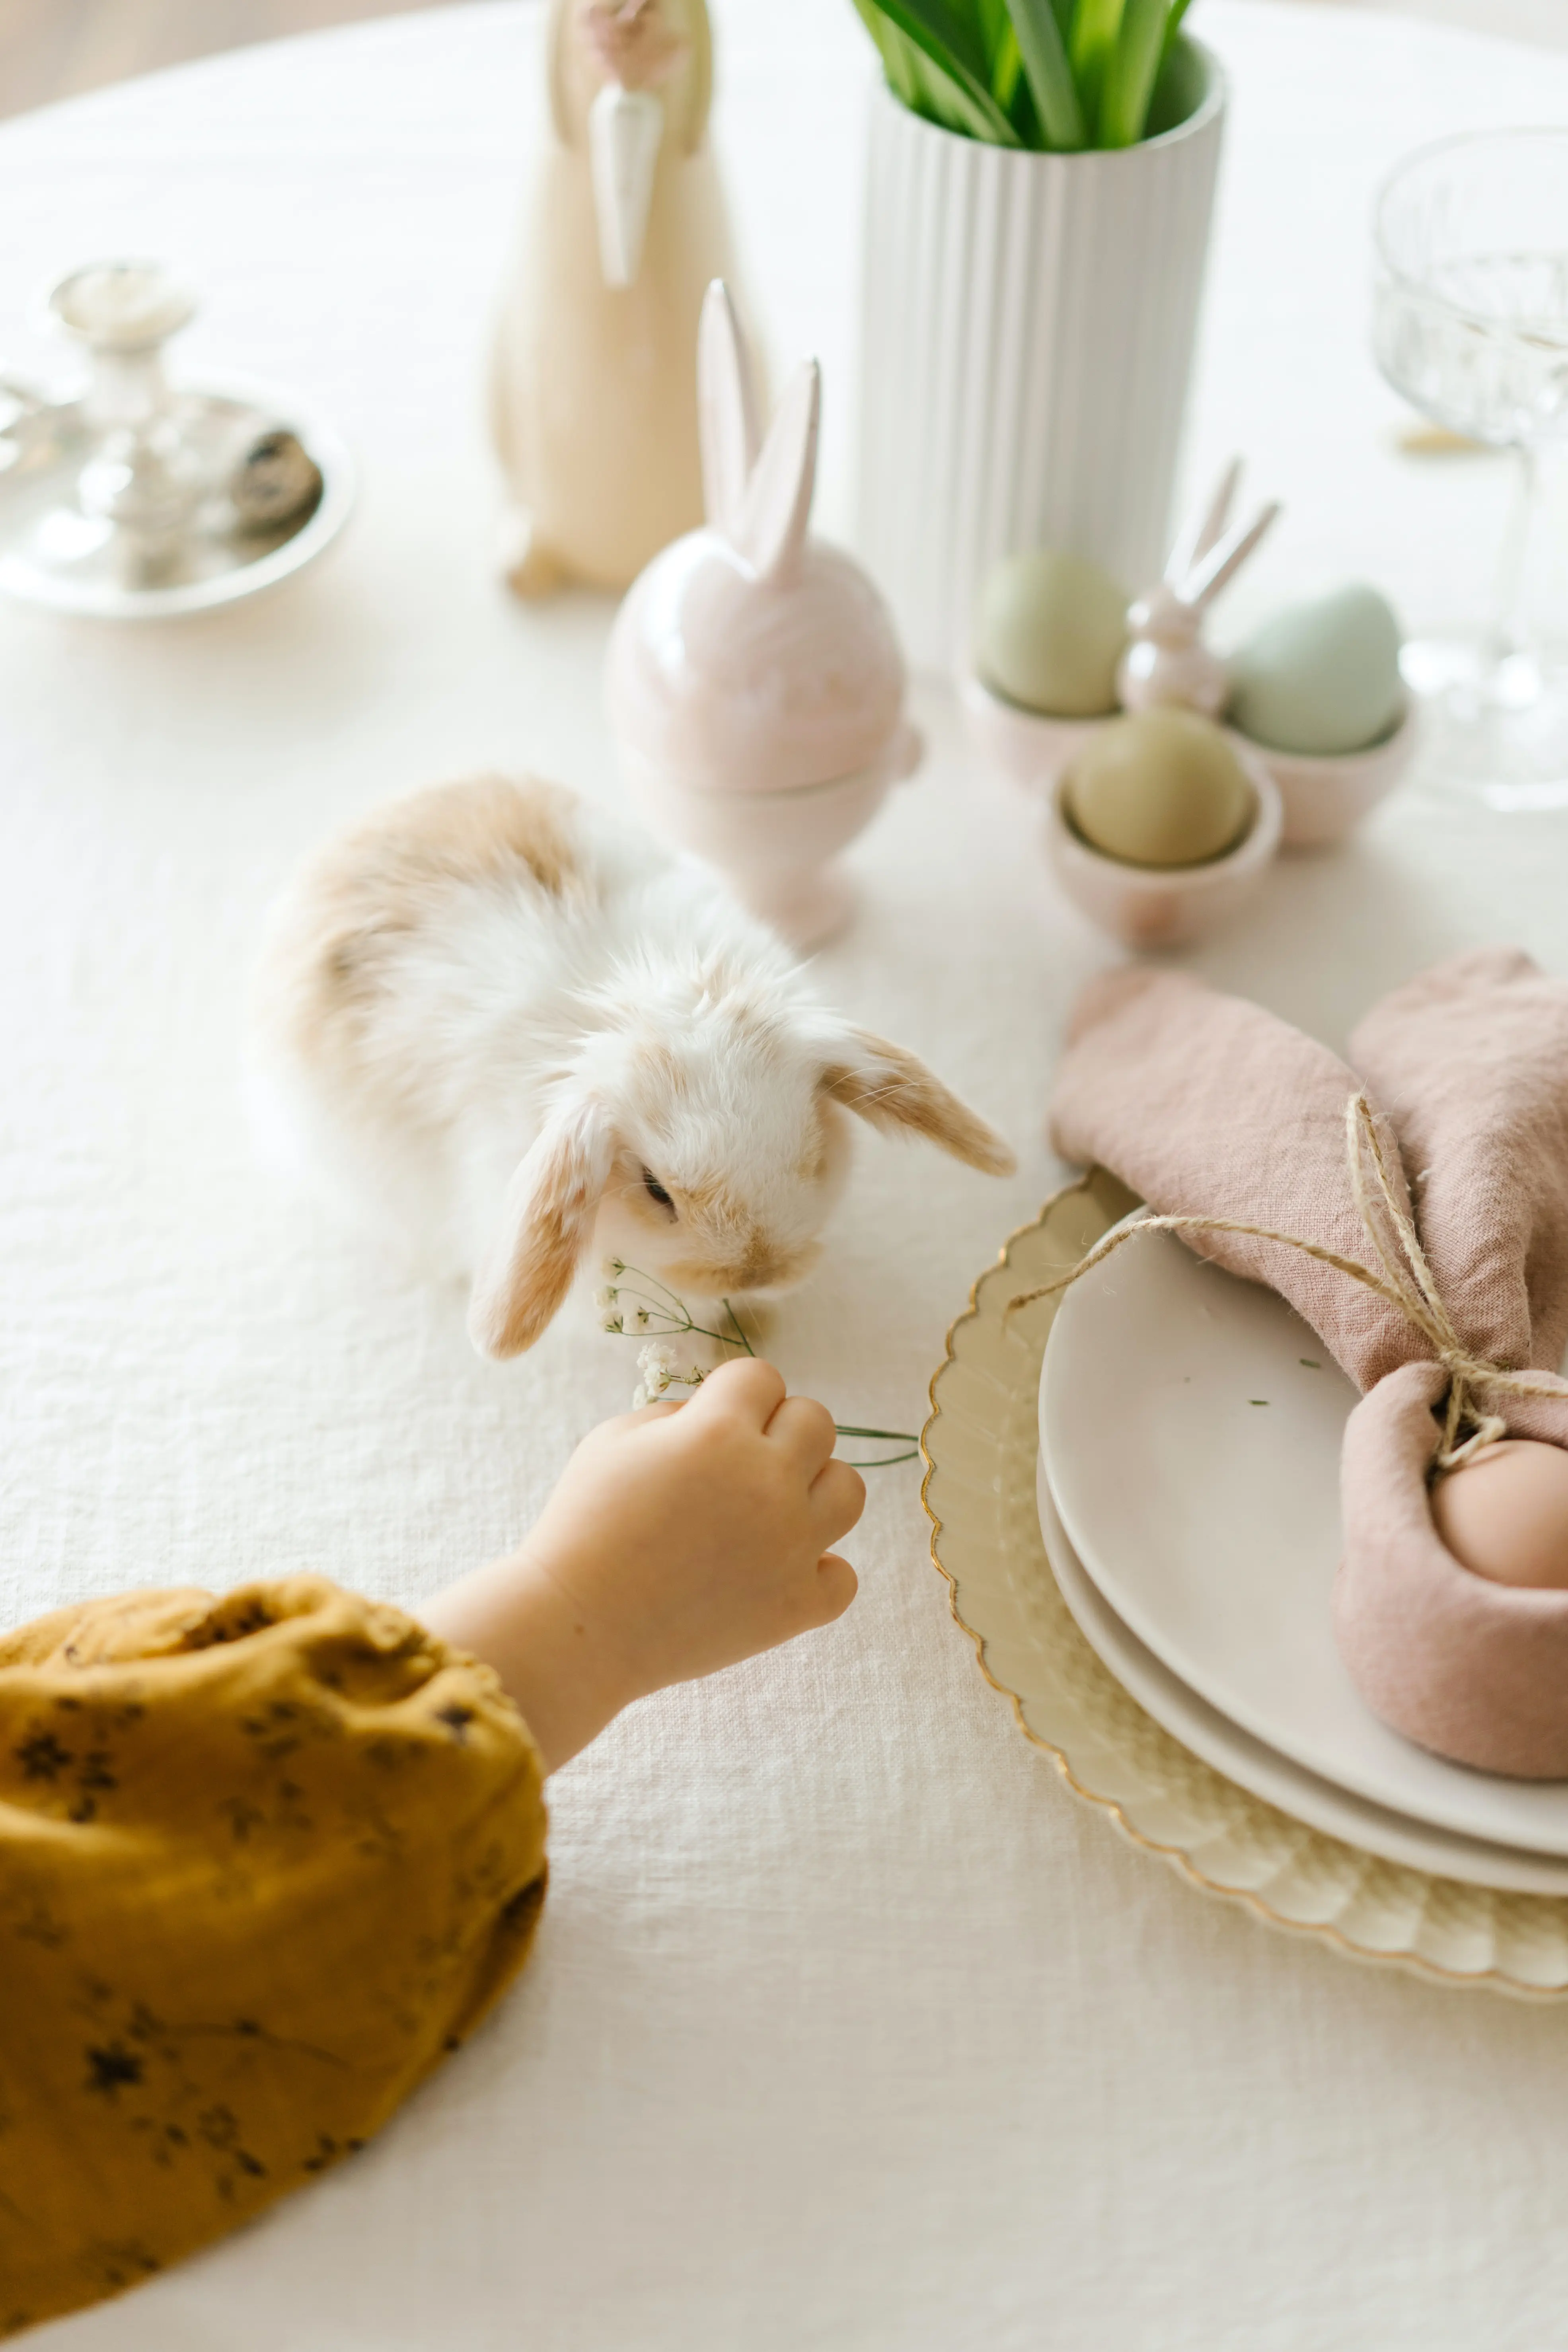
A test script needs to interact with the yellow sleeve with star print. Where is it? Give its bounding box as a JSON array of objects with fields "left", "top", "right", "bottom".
[{"left": 0, "top": 1578, "right": 547, "bottom": 2338}]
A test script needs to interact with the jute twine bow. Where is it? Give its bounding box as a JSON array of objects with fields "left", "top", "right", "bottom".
[{"left": 1011, "top": 1092, "right": 1567, "bottom": 1475}]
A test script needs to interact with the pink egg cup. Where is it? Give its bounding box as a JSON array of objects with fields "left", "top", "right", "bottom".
[
  {"left": 962, "top": 662, "right": 1417, "bottom": 856},
  {"left": 1258, "top": 697, "right": 1418, "bottom": 849},
  {"left": 608, "top": 283, "right": 921, "bottom": 948},
  {"left": 619, "top": 722, "right": 923, "bottom": 947},
  {"left": 1045, "top": 742, "right": 1284, "bottom": 951}
]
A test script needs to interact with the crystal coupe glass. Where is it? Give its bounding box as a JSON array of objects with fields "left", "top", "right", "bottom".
[{"left": 1373, "top": 130, "right": 1568, "bottom": 808}]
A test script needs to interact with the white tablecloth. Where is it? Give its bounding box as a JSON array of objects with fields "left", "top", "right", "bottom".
[{"left": 6, "top": 5, "right": 1568, "bottom": 2345}]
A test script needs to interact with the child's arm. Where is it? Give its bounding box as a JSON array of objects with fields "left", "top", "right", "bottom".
[
  {"left": 0, "top": 1360, "right": 861, "bottom": 2319},
  {"left": 421, "top": 1358, "right": 866, "bottom": 1770}
]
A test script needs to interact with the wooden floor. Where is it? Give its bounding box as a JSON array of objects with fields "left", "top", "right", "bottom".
[{"left": 1, "top": 0, "right": 1563, "bottom": 121}]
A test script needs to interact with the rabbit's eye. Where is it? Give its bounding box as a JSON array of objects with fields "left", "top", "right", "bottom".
[{"left": 642, "top": 1168, "right": 676, "bottom": 1213}]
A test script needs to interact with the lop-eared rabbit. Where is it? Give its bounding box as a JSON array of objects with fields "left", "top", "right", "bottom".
[{"left": 253, "top": 776, "right": 1014, "bottom": 1357}]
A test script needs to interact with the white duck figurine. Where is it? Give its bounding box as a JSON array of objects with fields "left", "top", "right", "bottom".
[
  {"left": 491, "top": 0, "right": 743, "bottom": 596},
  {"left": 606, "top": 282, "right": 921, "bottom": 946},
  {"left": 1116, "top": 459, "right": 1281, "bottom": 716}
]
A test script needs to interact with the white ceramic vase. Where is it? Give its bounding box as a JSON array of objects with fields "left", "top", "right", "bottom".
[{"left": 853, "top": 41, "right": 1226, "bottom": 674}]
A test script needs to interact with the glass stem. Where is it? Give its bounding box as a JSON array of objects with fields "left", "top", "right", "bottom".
[{"left": 1490, "top": 442, "right": 1539, "bottom": 674}]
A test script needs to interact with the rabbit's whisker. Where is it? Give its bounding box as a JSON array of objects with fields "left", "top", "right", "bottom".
[{"left": 834, "top": 1076, "right": 923, "bottom": 1114}]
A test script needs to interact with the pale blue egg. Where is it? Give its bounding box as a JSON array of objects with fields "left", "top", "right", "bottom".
[{"left": 1227, "top": 584, "right": 1404, "bottom": 758}]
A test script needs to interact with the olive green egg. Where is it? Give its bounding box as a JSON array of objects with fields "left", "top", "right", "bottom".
[
  {"left": 1064, "top": 710, "right": 1256, "bottom": 868},
  {"left": 1227, "top": 584, "right": 1404, "bottom": 757},
  {"left": 974, "top": 548, "right": 1128, "bottom": 718}
]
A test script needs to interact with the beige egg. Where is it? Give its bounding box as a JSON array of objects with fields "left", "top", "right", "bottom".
[
  {"left": 1430, "top": 1437, "right": 1568, "bottom": 1589},
  {"left": 1063, "top": 709, "right": 1256, "bottom": 869}
]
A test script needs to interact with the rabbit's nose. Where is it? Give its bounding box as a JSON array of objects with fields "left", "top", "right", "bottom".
[
  {"left": 731, "top": 1239, "right": 817, "bottom": 1295},
  {"left": 694, "top": 1240, "right": 781, "bottom": 1294}
]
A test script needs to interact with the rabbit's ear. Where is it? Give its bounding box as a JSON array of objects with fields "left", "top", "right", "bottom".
[
  {"left": 1186, "top": 498, "right": 1280, "bottom": 613},
  {"left": 467, "top": 1096, "right": 615, "bottom": 1359},
  {"left": 818, "top": 1029, "right": 1015, "bottom": 1176},
  {"left": 1167, "top": 455, "right": 1240, "bottom": 586},
  {"left": 736, "top": 358, "right": 820, "bottom": 584},
  {"left": 699, "top": 279, "right": 762, "bottom": 540}
]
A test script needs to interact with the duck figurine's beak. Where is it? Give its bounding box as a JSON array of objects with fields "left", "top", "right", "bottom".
[{"left": 588, "top": 80, "right": 664, "bottom": 290}]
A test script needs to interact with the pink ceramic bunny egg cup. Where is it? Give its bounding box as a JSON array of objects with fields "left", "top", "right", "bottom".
[
  {"left": 961, "top": 459, "right": 1418, "bottom": 860},
  {"left": 607, "top": 281, "right": 921, "bottom": 947}
]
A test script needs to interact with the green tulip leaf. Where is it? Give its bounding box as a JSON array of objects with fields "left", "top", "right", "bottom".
[
  {"left": 1100, "top": 0, "right": 1170, "bottom": 144},
  {"left": 853, "top": 0, "right": 1024, "bottom": 142},
  {"left": 1009, "top": 0, "right": 1088, "bottom": 146}
]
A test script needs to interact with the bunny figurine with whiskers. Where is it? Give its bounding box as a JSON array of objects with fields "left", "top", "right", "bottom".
[
  {"left": 251, "top": 774, "right": 1013, "bottom": 1359},
  {"left": 607, "top": 281, "right": 922, "bottom": 946}
]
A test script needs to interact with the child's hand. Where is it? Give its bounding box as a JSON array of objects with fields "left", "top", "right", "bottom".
[{"left": 421, "top": 1362, "right": 865, "bottom": 1770}]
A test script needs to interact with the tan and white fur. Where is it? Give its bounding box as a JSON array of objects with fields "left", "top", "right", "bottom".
[{"left": 251, "top": 776, "right": 1014, "bottom": 1359}]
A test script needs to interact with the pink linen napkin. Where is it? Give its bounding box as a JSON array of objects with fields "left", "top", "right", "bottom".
[
  {"left": 1052, "top": 966, "right": 1422, "bottom": 1387},
  {"left": 1052, "top": 954, "right": 1568, "bottom": 1778},
  {"left": 1337, "top": 950, "right": 1568, "bottom": 1775},
  {"left": 1350, "top": 948, "right": 1568, "bottom": 1381}
]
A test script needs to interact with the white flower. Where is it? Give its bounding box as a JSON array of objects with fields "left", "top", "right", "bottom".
[
  {"left": 634, "top": 1306, "right": 651, "bottom": 1328},
  {"left": 601, "top": 1312, "right": 624, "bottom": 1334},
  {"left": 594, "top": 1286, "right": 618, "bottom": 1310},
  {"left": 637, "top": 1338, "right": 678, "bottom": 1396},
  {"left": 631, "top": 1383, "right": 649, "bottom": 1410},
  {"left": 602, "top": 1256, "right": 626, "bottom": 1278}
]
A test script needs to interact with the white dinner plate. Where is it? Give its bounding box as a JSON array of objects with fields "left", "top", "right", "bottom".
[
  {"left": 1040, "top": 1215, "right": 1568, "bottom": 1857},
  {"left": 1035, "top": 1453, "right": 1568, "bottom": 1896}
]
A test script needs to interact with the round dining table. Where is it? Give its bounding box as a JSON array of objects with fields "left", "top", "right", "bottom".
[{"left": 4, "top": 2, "right": 1568, "bottom": 2344}]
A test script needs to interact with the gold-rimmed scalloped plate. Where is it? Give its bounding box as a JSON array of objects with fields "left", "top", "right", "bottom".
[{"left": 920, "top": 1174, "right": 1568, "bottom": 2000}]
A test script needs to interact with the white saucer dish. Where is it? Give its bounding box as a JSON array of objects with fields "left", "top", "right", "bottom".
[
  {"left": 1036, "top": 1452, "right": 1568, "bottom": 1896},
  {"left": 0, "top": 378, "right": 353, "bottom": 620},
  {"left": 1040, "top": 1212, "right": 1568, "bottom": 1856}
]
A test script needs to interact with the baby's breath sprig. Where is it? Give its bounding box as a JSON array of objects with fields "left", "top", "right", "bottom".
[{"left": 598, "top": 1260, "right": 920, "bottom": 1468}]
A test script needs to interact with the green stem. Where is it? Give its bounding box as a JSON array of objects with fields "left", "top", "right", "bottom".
[
  {"left": 622, "top": 1267, "right": 692, "bottom": 1316},
  {"left": 1099, "top": 0, "right": 1169, "bottom": 146},
  {"left": 1008, "top": 0, "right": 1087, "bottom": 148},
  {"left": 833, "top": 1420, "right": 922, "bottom": 1464},
  {"left": 608, "top": 1294, "right": 688, "bottom": 1325},
  {"left": 851, "top": 0, "right": 1024, "bottom": 143},
  {"left": 610, "top": 1270, "right": 920, "bottom": 1466},
  {"left": 991, "top": 20, "right": 1023, "bottom": 112},
  {"left": 1159, "top": 0, "right": 1193, "bottom": 69},
  {"left": 1066, "top": 0, "right": 1123, "bottom": 137},
  {"left": 831, "top": 1424, "right": 921, "bottom": 1442},
  {"left": 721, "top": 1298, "right": 758, "bottom": 1358}
]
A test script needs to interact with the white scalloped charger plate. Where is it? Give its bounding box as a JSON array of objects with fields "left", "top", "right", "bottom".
[
  {"left": 921, "top": 1175, "right": 1568, "bottom": 1997},
  {"left": 1041, "top": 1213, "right": 1568, "bottom": 1858}
]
